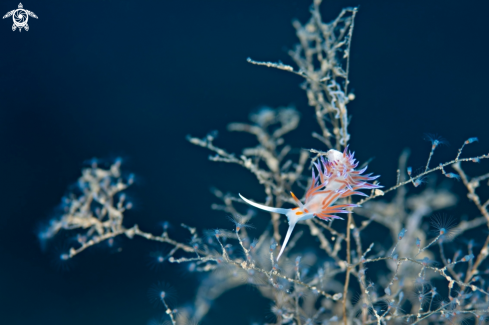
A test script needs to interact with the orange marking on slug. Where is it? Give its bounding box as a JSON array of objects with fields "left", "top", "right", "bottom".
[
  {"left": 295, "top": 211, "right": 303, "bottom": 215},
  {"left": 290, "top": 191, "right": 300, "bottom": 202}
]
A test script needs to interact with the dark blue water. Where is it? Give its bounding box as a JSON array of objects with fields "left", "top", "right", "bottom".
[{"left": 0, "top": 0, "right": 488, "bottom": 324}]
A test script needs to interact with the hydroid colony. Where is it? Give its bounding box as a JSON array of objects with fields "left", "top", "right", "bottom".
[{"left": 38, "top": 1, "right": 489, "bottom": 324}]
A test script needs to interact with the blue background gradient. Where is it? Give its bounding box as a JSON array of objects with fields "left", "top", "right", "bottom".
[{"left": 0, "top": 0, "right": 487, "bottom": 324}]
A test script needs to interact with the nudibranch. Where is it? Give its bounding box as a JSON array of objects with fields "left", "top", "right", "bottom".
[{"left": 240, "top": 147, "right": 381, "bottom": 260}]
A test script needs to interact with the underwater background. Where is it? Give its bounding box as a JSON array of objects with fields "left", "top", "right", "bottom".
[{"left": 0, "top": 0, "right": 488, "bottom": 324}]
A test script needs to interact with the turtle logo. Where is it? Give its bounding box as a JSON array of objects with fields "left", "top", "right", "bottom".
[{"left": 3, "top": 3, "right": 37, "bottom": 32}]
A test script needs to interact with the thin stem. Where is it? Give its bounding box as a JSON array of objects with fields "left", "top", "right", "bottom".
[
  {"left": 342, "top": 205, "right": 352, "bottom": 325},
  {"left": 357, "top": 154, "right": 488, "bottom": 206},
  {"left": 425, "top": 144, "right": 437, "bottom": 172},
  {"left": 415, "top": 234, "right": 442, "bottom": 258},
  {"left": 161, "top": 298, "right": 176, "bottom": 325}
]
